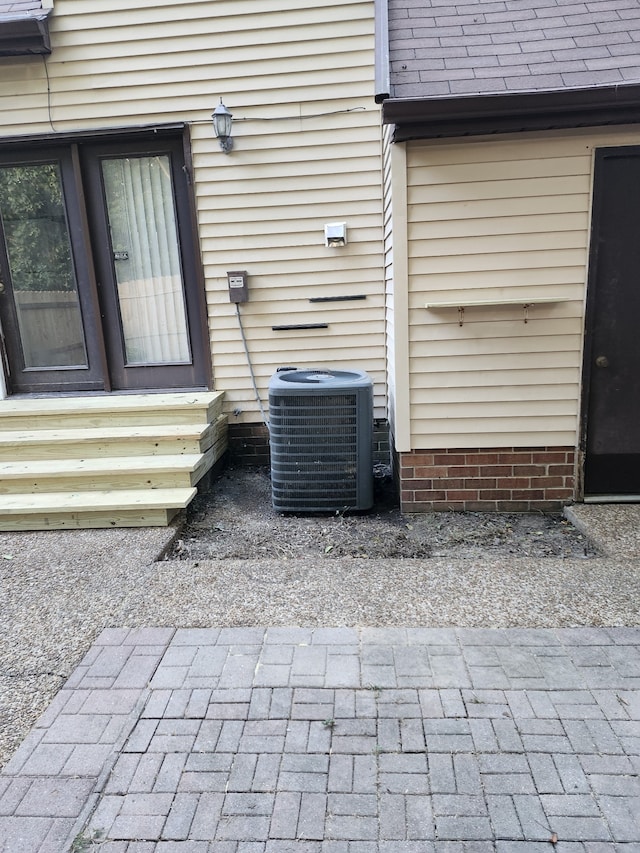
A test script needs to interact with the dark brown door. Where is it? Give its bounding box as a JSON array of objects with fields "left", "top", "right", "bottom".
[
  {"left": 0, "top": 148, "right": 106, "bottom": 392},
  {"left": 583, "top": 146, "right": 640, "bottom": 496},
  {"left": 0, "top": 134, "right": 208, "bottom": 394},
  {"left": 81, "top": 139, "right": 208, "bottom": 391}
]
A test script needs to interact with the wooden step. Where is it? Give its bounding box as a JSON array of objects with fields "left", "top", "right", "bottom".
[
  {"left": 0, "top": 452, "right": 216, "bottom": 493},
  {"left": 0, "top": 488, "right": 197, "bottom": 530},
  {"left": 0, "top": 418, "right": 227, "bottom": 461},
  {"left": 0, "top": 390, "right": 228, "bottom": 530},
  {"left": 0, "top": 391, "right": 225, "bottom": 430}
]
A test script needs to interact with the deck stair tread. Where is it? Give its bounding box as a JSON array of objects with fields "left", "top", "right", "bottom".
[
  {"left": 0, "top": 391, "right": 223, "bottom": 416},
  {"left": 0, "top": 454, "right": 204, "bottom": 477},
  {"left": 0, "top": 487, "right": 197, "bottom": 514},
  {"left": 0, "top": 424, "right": 212, "bottom": 443}
]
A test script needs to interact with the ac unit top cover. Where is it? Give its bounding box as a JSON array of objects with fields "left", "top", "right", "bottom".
[{"left": 269, "top": 368, "right": 372, "bottom": 392}]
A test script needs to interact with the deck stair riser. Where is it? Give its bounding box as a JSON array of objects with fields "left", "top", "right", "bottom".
[{"left": 0, "top": 392, "right": 227, "bottom": 530}]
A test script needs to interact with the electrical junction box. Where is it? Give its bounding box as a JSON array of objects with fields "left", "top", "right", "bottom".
[{"left": 227, "top": 270, "right": 248, "bottom": 303}]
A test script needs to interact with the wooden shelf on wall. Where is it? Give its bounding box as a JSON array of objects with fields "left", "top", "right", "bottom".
[{"left": 425, "top": 296, "right": 575, "bottom": 325}]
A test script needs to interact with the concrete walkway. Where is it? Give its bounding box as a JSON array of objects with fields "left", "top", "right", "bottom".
[{"left": 2, "top": 625, "right": 640, "bottom": 852}]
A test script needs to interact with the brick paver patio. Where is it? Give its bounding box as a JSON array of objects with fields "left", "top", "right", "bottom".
[{"left": 2, "top": 627, "right": 640, "bottom": 851}]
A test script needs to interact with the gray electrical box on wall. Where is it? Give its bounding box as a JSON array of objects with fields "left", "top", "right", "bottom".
[{"left": 227, "top": 270, "right": 248, "bottom": 303}]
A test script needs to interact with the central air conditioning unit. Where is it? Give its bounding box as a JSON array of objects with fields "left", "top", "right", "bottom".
[{"left": 269, "top": 368, "right": 374, "bottom": 512}]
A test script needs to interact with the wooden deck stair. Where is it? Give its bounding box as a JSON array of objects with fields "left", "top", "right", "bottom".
[{"left": 0, "top": 392, "right": 227, "bottom": 530}]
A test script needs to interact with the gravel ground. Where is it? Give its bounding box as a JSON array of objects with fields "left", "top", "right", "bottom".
[
  {"left": 169, "top": 466, "right": 595, "bottom": 560},
  {"left": 1, "top": 467, "right": 638, "bottom": 771}
]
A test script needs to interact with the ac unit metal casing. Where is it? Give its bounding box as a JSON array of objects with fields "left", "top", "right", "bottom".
[{"left": 269, "top": 368, "right": 374, "bottom": 512}]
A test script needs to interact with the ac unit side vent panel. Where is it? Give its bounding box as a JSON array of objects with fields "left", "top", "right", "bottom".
[{"left": 268, "top": 370, "right": 374, "bottom": 513}]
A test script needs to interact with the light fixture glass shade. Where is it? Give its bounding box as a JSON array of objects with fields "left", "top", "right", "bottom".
[{"left": 212, "top": 101, "right": 233, "bottom": 152}]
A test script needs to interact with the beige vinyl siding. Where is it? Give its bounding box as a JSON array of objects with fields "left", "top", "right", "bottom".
[
  {"left": 382, "top": 126, "right": 411, "bottom": 450},
  {"left": 406, "top": 127, "right": 640, "bottom": 450},
  {"left": 0, "top": 0, "right": 385, "bottom": 418}
]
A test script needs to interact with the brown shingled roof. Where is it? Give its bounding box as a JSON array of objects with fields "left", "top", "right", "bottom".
[
  {"left": 0, "top": 1, "right": 45, "bottom": 17},
  {"left": 380, "top": 0, "right": 640, "bottom": 139},
  {"left": 388, "top": 0, "right": 640, "bottom": 98}
]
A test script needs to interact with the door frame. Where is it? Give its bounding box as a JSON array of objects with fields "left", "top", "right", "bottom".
[
  {"left": 580, "top": 143, "right": 640, "bottom": 500},
  {"left": 0, "top": 123, "right": 212, "bottom": 396}
]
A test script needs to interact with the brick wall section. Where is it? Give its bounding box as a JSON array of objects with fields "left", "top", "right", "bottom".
[
  {"left": 228, "top": 423, "right": 270, "bottom": 466},
  {"left": 398, "top": 447, "right": 576, "bottom": 512}
]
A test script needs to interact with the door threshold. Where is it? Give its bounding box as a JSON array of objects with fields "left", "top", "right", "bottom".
[
  {"left": 584, "top": 495, "right": 640, "bottom": 503},
  {"left": 8, "top": 387, "right": 209, "bottom": 400}
]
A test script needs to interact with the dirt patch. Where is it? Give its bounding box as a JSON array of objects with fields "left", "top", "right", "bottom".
[{"left": 166, "top": 467, "right": 595, "bottom": 561}]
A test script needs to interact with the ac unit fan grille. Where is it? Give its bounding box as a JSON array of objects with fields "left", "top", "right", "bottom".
[{"left": 269, "top": 390, "right": 371, "bottom": 511}]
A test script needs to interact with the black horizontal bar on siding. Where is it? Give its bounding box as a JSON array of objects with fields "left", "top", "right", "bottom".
[
  {"left": 308, "top": 295, "right": 367, "bottom": 303},
  {"left": 272, "top": 323, "right": 329, "bottom": 331},
  {"left": 271, "top": 323, "right": 329, "bottom": 332}
]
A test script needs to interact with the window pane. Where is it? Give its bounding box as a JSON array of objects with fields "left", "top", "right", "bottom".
[
  {"left": 101, "top": 155, "right": 191, "bottom": 366},
  {"left": 0, "top": 163, "right": 88, "bottom": 369}
]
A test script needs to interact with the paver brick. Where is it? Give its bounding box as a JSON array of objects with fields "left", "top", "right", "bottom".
[
  {"left": 129, "top": 753, "right": 164, "bottom": 792},
  {"left": 14, "top": 777, "right": 94, "bottom": 818},
  {"left": 297, "top": 792, "right": 327, "bottom": 840},
  {"left": 109, "top": 814, "right": 165, "bottom": 840},
  {"left": 162, "top": 792, "right": 198, "bottom": 840},
  {"left": 486, "top": 793, "right": 523, "bottom": 840},
  {"left": 189, "top": 792, "right": 225, "bottom": 839},
  {"left": 452, "top": 754, "right": 482, "bottom": 796},
  {"left": 324, "top": 815, "right": 377, "bottom": 841},
  {"left": 253, "top": 753, "right": 281, "bottom": 792},
  {"left": 271, "top": 790, "right": 300, "bottom": 838},
  {"left": 435, "top": 816, "right": 492, "bottom": 841},
  {"left": 6, "top": 627, "right": 640, "bottom": 851},
  {"left": 216, "top": 814, "right": 271, "bottom": 841}
]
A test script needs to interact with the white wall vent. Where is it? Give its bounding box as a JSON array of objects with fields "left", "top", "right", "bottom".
[{"left": 269, "top": 368, "right": 374, "bottom": 512}]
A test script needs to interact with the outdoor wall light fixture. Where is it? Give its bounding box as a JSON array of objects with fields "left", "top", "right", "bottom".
[{"left": 212, "top": 99, "right": 233, "bottom": 152}]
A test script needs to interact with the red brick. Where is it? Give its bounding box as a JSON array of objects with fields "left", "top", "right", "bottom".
[
  {"left": 496, "top": 477, "right": 531, "bottom": 490},
  {"left": 548, "top": 464, "right": 575, "bottom": 477},
  {"left": 434, "top": 454, "right": 466, "bottom": 465},
  {"left": 496, "top": 501, "right": 532, "bottom": 512},
  {"left": 401, "top": 502, "right": 423, "bottom": 512},
  {"left": 466, "top": 478, "right": 497, "bottom": 489},
  {"left": 545, "top": 488, "right": 574, "bottom": 500},
  {"left": 447, "top": 465, "right": 481, "bottom": 477},
  {"left": 531, "top": 451, "right": 570, "bottom": 464},
  {"left": 445, "top": 489, "right": 479, "bottom": 501},
  {"left": 536, "top": 476, "right": 565, "bottom": 488},
  {"left": 513, "top": 465, "right": 547, "bottom": 476},
  {"left": 473, "top": 453, "right": 501, "bottom": 465},
  {"left": 498, "top": 452, "right": 532, "bottom": 463},
  {"left": 414, "top": 490, "right": 446, "bottom": 501},
  {"left": 464, "top": 501, "right": 499, "bottom": 512},
  {"left": 431, "top": 501, "right": 466, "bottom": 511},
  {"left": 479, "top": 490, "right": 513, "bottom": 500},
  {"left": 402, "top": 479, "right": 433, "bottom": 490},
  {"left": 512, "top": 489, "right": 545, "bottom": 500},
  {"left": 415, "top": 466, "right": 449, "bottom": 478},
  {"left": 406, "top": 454, "right": 435, "bottom": 466},
  {"left": 482, "top": 466, "right": 516, "bottom": 477},
  {"left": 435, "top": 478, "right": 464, "bottom": 490}
]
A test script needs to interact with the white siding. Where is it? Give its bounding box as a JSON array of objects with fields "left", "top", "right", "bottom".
[
  {"left": 0, "top": 0, "right": 385, "bottom": 418},
  {"left": 405, "top": 126, "right": 640, "bottom": 450}
]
